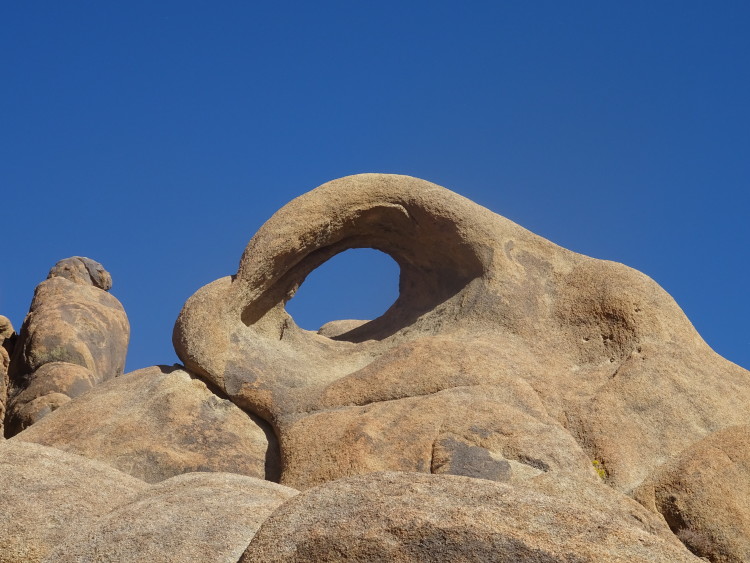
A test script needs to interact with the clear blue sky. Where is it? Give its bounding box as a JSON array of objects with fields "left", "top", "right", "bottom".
[{"left": 2, "top": 2, "right": 749, "bottom": 371}]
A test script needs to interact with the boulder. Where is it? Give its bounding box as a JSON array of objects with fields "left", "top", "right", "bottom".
[
  {"left": 0, "top": 315, "right": 14, "bottom": 342},
  {"left": 241, "top": 471, "right": 700, "bottom": 562},
  {"left": 5, "top": 258, "right": 129, "bottom": 435},
  {"left": 634, "top": 425, "right": 750, "bottom": 562},
  {"left": 173, "top": 174, "right": 750, "bottom": 493},
  {"left": 280, "top": 375, "right": 596, "bottom": 490},
  {"left": 45, "top": 472, "right": 298, "bottom": 563},
  {"left": 0, "top": 440, "right": 146, "bottom": 563},
  {"left": 0, "top": 316, "right": 15, "bottom": 436},
  {"left": 0, "top": 346, "right": 9, "bottom": 438},
  {"left": 6, "top": 362, "right": 95, "bottom": 434},
  {"left": 46, "top": 256, "right": 112, "bottom": 289},
  {"left": 14, "top": 365, "right": 280, "bottom": 483}
]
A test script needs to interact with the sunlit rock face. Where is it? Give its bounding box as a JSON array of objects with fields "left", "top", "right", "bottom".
[
  {"left": 174, "top": 173, "right": 750, "bottom": 495},
  {"left": 5, "top": 257, "right": 129, "bottom": 436},
  {"left": 2, "top": 174, "right": 747, "bottom": 562}
]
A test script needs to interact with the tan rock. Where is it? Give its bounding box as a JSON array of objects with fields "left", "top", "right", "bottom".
[
  {"left": 0, "top": 440, "right": 146, "bottom": 563},
  {"left": 241, "top": 471, "right": 700, "bottom": 562},
  {"left": 634, "top": 425, "right": 750, "bottom": 562},
  {"left": 46, "top": 256, "right": 112, "bottom": 290},
  {"left": 0, "top": 316, "right": 14, "bottom": 437},
  {"left": 173, "top": 174, "right": 750, "bottom": 493},
  {"left": 316, "top": 318, "right": 368, "bottom": 338},
  {"left": 0, "top": 315, "right": 13, "bottom": 342},
  {"left": 6, "top": 258, "right": 129, "bottom": 435},
  {"left": 45, "top": 472, "right": 298, "bottom": 563},
  {"left": 14, "top": 365, "right": 279, "bottom": 483},
  {"left": 281, "top": 378, "right": 596, "bottom": 490},
  {"left": 6, "top": 362, "right": 94, "bottom": 433},
  {"left": 0, "top": 346, "right": 9, "bottom": 438}
]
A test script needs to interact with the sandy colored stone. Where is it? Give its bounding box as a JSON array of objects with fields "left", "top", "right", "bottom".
[
  {"left": 317, "top": 318, "right": 368, "bottom": 338},
  {"left": 173, "top": 174, "right": 750, "bottom": 494},
  {"left": 281, "top": 378, "right": 596, "bottom": 490},
  {"left": 241, "top": 471, "right": 699, "bottom": 562},
  {"left": 5, "top": 362, "right": 95, "bottom": 434},
  {"left": 45, "top": 472, "right": 298, "bottom": 563},
  {"left": 0, "top": 346, "right": 9, "bottom": 438},
  {"left": 0, "top": 440, "right": 146, "bottom": 563},
  {"left": 46, "top": 256, "right": 112, "bottom": 290},
  {"left": 633, "top": 425, "right": 750, "bottom": 562},
  {"left": 0, "top": 315, "right": 13, "bottom": 342},
  {"left": 0, "top": 316, "right": 14, "bottom": 436},
  {"left": 14, "top": 365, "right": 279, "bottom": 483},
  {"left": 6, "top": 258, "right": 129, "bottom": 435}
]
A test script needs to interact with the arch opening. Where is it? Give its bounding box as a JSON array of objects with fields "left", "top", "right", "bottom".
[{"left": 285, "top": 248, "right": 400, "bottom": 334}]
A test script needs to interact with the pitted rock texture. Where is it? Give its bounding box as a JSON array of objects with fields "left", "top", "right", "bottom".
[
  {"left": 6, "top": 258, "right": 129, "bottom": 436},
  {"left": 240, "top": 471, "right": 700, "bottom": 562},
  {"left": 14, "top": 365, "right": 279, "bottom": 483},
  {"left": 0, "top": 440, "right": 146, "bottom": 563},
  {"left": 174, "top": 173, "right": 750, "bottom": 493},
  {"left": 634, "top": 425, "right": 750, "bottom": 562},
  {"left": 45, "top": 472, "right": 297, "bottom": 563}
]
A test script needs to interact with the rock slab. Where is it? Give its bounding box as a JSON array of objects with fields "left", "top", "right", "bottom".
[
  {"left": 45, "top": 472, "right": 298, "bottom": 563},
  {"left": 14, "top": 365, "right": 279, "bottom": 483},
  {"left": 0, "top": 440, "right": 146, "bottom": 563},
  {"left": 241, "top": 471, "right": 700, "bottom": 562}
]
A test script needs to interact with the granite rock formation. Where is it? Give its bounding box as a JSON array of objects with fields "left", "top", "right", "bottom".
[
  {"left": 5, "top": 257, "right": 129, "bottom": 435},
  {"left": 0, "top": 440, "right": 146, "bottom": 562},
  {"left": 1, "top": 174, "right": 747, "bottom": 561},
  {"left": 45, "top": 472, "right": 297, "bottom": 563},
  {"left": 241, "top": 471, "right": 698, "bottom": 563},
  {"left": 15, "top": 365, "right": 279, "bottom": 483},
  {"left": 634, "top": 425, "right": 750, "bottom": 562},
  {"left": 0, "top": 315, "right": 13, "bottom": 436},
  {"left": 174, "top": 174, "right": 750, "bottom": 495}
]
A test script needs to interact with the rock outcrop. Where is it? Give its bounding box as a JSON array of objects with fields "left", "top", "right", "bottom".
[
  {"left": 174, "top": 174, "right": 750, "bottom": 495},
  {"left": 634, "top": 425, "right": 750, "bottom": 562},
  {"left": 241, "top": 471, "right": 699, "bottom": 562},
  {"left": 14, "top": 365, "right": 279, "bottom": 483},
  {"left": 0, "top": 440, "right": 146, "bottom": 562},
  {"left": 45, "top": 472, "right": 297, "bottom": 563},
  {"left": 1, "top": 175, "right": 748, "bottom": 561},
  {"left": 5, "top": 257, "right": 129, "bottom": 436},
  {"left": 0, "top": 315, "right": 14, "bottom": 437}
]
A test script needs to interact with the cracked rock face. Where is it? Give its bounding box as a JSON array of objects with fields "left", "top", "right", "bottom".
[{"left": 173, "top": 173, "right": 750, "bottom": 493}]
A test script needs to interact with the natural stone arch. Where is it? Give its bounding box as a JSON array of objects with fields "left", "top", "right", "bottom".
[{"left": 174, "top": 173, "right": 750, "bottom": 494}]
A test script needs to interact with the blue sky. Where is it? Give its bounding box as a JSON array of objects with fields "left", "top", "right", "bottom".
[{"left": 2, "top": 2, "right": 749, "bottom": 371}]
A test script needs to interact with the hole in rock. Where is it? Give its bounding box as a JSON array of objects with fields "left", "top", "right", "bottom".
[{"left": 286, "top": 248, "right": 400, "bottom": 332}]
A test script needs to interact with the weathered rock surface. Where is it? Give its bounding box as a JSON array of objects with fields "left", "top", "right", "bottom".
[
  {"left": 0, "top": 315, "right": 14, "bottom": 343},
  {"left": 634, "top": 425, "right": 750, "bottom": 562},
  {"left": 241, "top": 471, "right": 700, "bottom": 562},
  {"left": 45, "top": 472, "right": 298, "bottom": 563},
  {"left": 5, "top": 258, "right": 129, "bottom": 435},
  {"left": 0, "top": 316, "right": 15, "bottom": 436},
  {"left": 280, "top": 366, "right": 597, "bottom": 489},
  {"left": 174, "top": 174, "right": 750, "bottom": 493},
  {"left": 14, "top": 365, "right": 279, "bottom": 483},
  {"left": 0, "top": 347, "right": 9, "bottom": 438},
  {"left": 2, "top": 175, "right": 748, "bottom": 561},
  {"left": 0, "top": 440, "right": 146, "bottom": 563}
]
